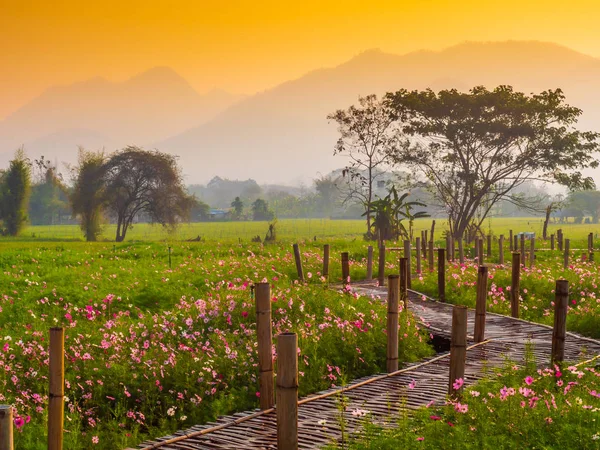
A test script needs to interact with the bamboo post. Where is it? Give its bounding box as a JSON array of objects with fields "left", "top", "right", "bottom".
[
  {"left": 520, "top": 234, "right": 525, "bottom": 263},
  {"left": 415, "top": 237, "right": 422, "bottom": 274},
  {"left": 448, "top": 305, "right": 467, "bottom": 396},
  {"left": 498, "top": 235, "right": 504, "bottom": 265},
  {"left": 403, "top": 240, "right": 412, "bottom": 289},
  {"left": 276, "top": 333, "right": 298, "bottom": 450},
  {"left": 509, "top": 230, "right": 513, "bottom": 251},
  {"left": 551, "top": 280, "right": 568, "bottom": 364},
  {"left": 478, "top": 238, "right": 484, "bottom": 265},
  {"left": 323, "top": 244, "right": 330, "bottom": 278},
  {"left": 438, "top": 248, "right": 446, "bottom": 302},
  {"left": 386, "top": 275, "right": 400, "bottom": 372},
  {"left": 292, "top": 244, "right": 304, "bottom": 282},
  {"left": 529, "top": 237, "right": 535, "bottom": 268},
  {"left": 255, "top": 283, "right": 274, "bottom": 410},
  {"left": 511, "top": 252, "right": 520, "bottom": 318},
  {"left": 428, "top": 240, "right": 434, "bottom": 272},
  {"left": 378, "top": 245, "right": 386, "bottom": 287},
  {"left": 564, "top": 238, "right": 570, "bottom": 269},
  {"left": 458, "top": 237, "right": 464, "bottom": 264},
  {"left": 366, "top": 245, "right": 373, "bottom": 280},
  {"left": 486, "top": 235, "right": 492, "bottom": 257},
  {"left": 551, "top": 234, "right": 555, "bottom": 250},
  {"left": 48, "top": 327, "right": 64, "bottom": 450},
  {"left": 474, "top": 265, "right": 489, "bottom": 343},
  {"left": 341, "top": 252, "right": 350, "bottom": 283},
  {"left": 399, "top": 258, "right": 408, "bottom": 311},
  {"left": 0, "top": 405, "right": 13, "bottom": 450}
]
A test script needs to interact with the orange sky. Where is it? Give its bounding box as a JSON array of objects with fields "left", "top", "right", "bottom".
[{"left": 1, "top": 0, "right": 600, "bottom": 119}]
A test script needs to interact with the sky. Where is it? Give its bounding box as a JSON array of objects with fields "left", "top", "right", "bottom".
[{"left": 2, "top": 0, "right": 600, "bottom": 119}]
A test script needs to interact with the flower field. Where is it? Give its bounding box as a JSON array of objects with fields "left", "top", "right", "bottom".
[{"left": 0, "top": 240, "right": 431, "bottom": 449}]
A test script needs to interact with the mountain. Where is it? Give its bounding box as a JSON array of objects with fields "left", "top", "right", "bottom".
[
  {"left": 157, "top": 41, "right": 600, "bottom": 184},
  {"left": 0, "top": 67, "right": 244, "bottom": 165}
]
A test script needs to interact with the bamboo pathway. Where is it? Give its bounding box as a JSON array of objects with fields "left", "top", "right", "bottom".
[{"left": 134, "top": 281, "right": 600, "bottom": 450}]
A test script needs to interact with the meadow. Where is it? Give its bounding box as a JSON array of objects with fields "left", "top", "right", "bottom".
[{"left": 2, "top": 217, "right": 600, "bottom": 449}]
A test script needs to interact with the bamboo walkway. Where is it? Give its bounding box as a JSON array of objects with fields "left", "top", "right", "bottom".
[{"left": 133, "top": 281, "right": 600, "bottom": 450}]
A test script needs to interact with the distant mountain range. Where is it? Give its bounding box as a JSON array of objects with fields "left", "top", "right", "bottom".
[{"left": 2, "top": 41, "right": 600, "bottom": 184}]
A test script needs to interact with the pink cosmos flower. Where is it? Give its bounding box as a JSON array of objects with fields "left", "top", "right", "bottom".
[
  {"left": 452, "top": 378, "right": 464, "bottom": 390},
  {"left": 14, "top": 416, "right": 24, "bottom": 429},
  {"left": 524, "top": 376, "right": 534, "bottom": 385}
]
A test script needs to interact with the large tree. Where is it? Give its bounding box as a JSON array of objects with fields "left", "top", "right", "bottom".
[
  {"left": 102, "top": 147, "right": 193, "bottom": 242},
  {"left": 70, "top": 148, "right": 107, "bottom": 241},
  {"left": 1, "top": 148, "right": 31, "bottom": 236},
  {"left": 385, "top": 86, "right": 599, "bottom": 239},
  {"left": 328, "top": 95, "right": 402, "bottom": 236}
]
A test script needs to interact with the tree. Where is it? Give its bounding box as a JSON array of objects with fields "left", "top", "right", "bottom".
[
  {"left": 251, "top": 198, "right": 274, "bottom": 221},
  {"left": 566, "top": 190, "right": 600, "bottom": 223},
  {"left": 189, "top": 197, "right": 210, "bottom": 221},
  {"left": 328, "top": 95, "right": 403, "bottom": 237},
  {"left": 1, "top": 148, "right": 31, "bottom": 236},
  {"left": 385, "top": 86, "right": 599, "bottom": 239},
  {"left": 70, "top": 148, "right": 107, "bottom": 241},
  {"left": 29, "top": 161, "right": 70, "bottom": 225},
  {"left": 231, "top": 196, "right": 244, "bottom": 219},
  {"left": 102, "top": 147, "right": 193, "bottom": 242}
]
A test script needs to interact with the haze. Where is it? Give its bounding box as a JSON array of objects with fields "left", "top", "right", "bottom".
[{"left": 2, "top": 0, "right": 600, "bottom": 184}]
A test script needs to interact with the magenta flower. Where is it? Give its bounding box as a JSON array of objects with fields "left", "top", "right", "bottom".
[
  {"left": 452, "top": 378, "right": 464, "bottom": 390},
  {"left": 14, "top": 416, "right": 24, "bottom": 429},
  {"left": 524, "top": 376, "right": 534, "bottom": 385}
]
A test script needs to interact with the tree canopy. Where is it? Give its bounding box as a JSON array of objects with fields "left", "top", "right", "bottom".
[
  {"left": 385, "top": 86, "right": 599, "bottom": 238},
  {"left": 0, "top": 148, "right": 31, "bottom": 236}
]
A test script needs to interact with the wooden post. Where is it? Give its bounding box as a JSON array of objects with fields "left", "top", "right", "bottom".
[
  {"left": 255, "top": 283, "right": 274, "bottom": 410},
  {"left": 588, "top": 233, "right": 593, "bottom": 252},
  {"left": 511, "top": 253, "right": 520, "bottom": 318},
  {"left": 509, "top": 230, "right": 513, "bottom": 251},
  {"left": 399, "top": 259, "right": 408, "bottom": 311},
  {"left": 276, "top": 333, "right": 298, "bottom": 450},
  {"left": 564, "top": 238, "right": 570, "bottom": 269},
  {"left": 458, "top": 237, "right": 464, "bottom": 264},
  {"left": 551, "top": 280, "right": 568, "bottom": 365},
  {"left": 48, "top": 327, "right": 64, "bottom": 450},
  {"left": 292, "top": 244, "right": 304, "bottom": 282},
  {"left": 558, "top": 229, "right": 563, "bottom": 251},
  {"left": 0, "top": 405, "right": 13, "bottom": 450},
  {"left": 423, "top": 230, "right": 428, "bottom": 255},
  {"left": 478, "top": 238, "right": 484, "bottom": 265},
  {"left": 551, "top": 234, "right": 555, "bottom": 251},
  {"left": 366, "top": 245, "right": 373, "bottom": 280},
  {"left": 378, "top": 245, "right": 386, "bottom": 287},
  {"left": 529, "top": 237, "right": 535, "bottom": 268},
  {"left": 448, "top": 305, "right": 467, "bottom": 396},
  {"left": 438, "top": 248, "right": 446, "bottom": 302},
  {"left": 520, "top": 234, "right": 525, "bottom": 263},
  {"left": 341, "top": 252, "right": 350, "bottom": 283},
  {"left": 386, "top": 275, "right": 400, "bottom": 373},
  {"left": 486, "top": 235, "right": 492, "bottom": 257},
  {"left": 474, "top": 265, "right": 489, "bottom": 343},
  {"left": 168, "top": 246, "right": 172, "bottom": 269},
  {"left": 403, "top": 240, "right": 412, "bottom": 289},
  {"left": 513, "top": 235, "right": 518, "bottom": 253},
  {"left": 498, "top": 235, "right": 504, "bottom": 265},
  {"left": 322, "top": 244, "right": 330, "bottom": 278},
  {"left": 428, "top": 240, "right": 434, "bottom": 272},
  {"left": 415, "top": 237, "right": 422, "bottom": 274}
]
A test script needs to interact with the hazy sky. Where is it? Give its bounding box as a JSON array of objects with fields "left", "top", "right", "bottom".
[{"left": 2, "top": 0, "right": 600, "bottom": 119}]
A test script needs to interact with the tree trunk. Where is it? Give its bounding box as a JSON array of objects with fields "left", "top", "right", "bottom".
[{"left": 543, "top": 204, "right": 552, "bottom": 240}]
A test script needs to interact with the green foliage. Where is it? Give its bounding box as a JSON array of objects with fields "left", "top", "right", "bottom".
[
  {"left": 231, "top": 196, "right": 244, "bottom": 219},
  {"left": 251, "top": 198, "right": 274, "bottom": 221},
  {"left": 29, "top": 164, "right": 70, "bottom": 225},
  {"left": 0, "top": 148, "right": 32, "bottom": 236}
]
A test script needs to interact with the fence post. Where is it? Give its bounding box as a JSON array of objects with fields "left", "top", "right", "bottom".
[
  {"left": 511, "top": 252, "right": 520, "bottom": 318},
  {"left": 486, "top": 235, "right": 492, "bottom": 257},
  {"left": 474, "top": 265, "right": 489, "bottom": 343},
  {"left": 589, "top": 233, "right": 593, "bottom": 252},
  {"left": 513, "top": 235, "right": 518, "bottom": 253},
  {"left": 423, "top": 230, "right": 428, "bottom": 255},
  {"left": 449, "top": 305, "right": 467, "bottom": 396},
  {"left": 564, "top": 239, "right": 570, "bottom": 269},
  {"left": 386, "top": 275, "right": 400, "bottom": 373},
  {"left": 276, "top": 333, "right": 298, "bottom": 450},
  {"left": 168, "top": 246, "right": 172, "bottom": 269},
  {"left": 458, "top": 237, "right": 464, "bottom": 264},
  {"left": 399, "top": 258, "right": 408, "bottom": 312},
  {"left": 551, "top": 280, "right": 569, "bottom": 365},
  {"left": 255, "top": 283, "right": 274, "bottom": 409},
  {"left": 551, "top": 234, "right": 555, "bottom": 251},
  {"left": 403, "top": 240, "right": 412, "bottom": 289},
  {"left": 438, "top": 248, "right": 446, "bottom": 302},
  {"left": 323, "top": 244, "right": 330, "bottom": 279},
  {"left": 48, "top": 327, "right": 64, "bottom": 450},
  {"left": 415, "top": 237, "right": 422, "bottom": 274},
  {"left": 378, "top": 245, "right": 386, "bottom": 287},
  {"left": 366, "top": 245, "right": 373, "bottom": 280},
  {"left": 530, "top": 237, "right": 535, "bottom": 268},
  {"left": 558, "top": 229, "right": 563, "bottom": 251},
  {"left": 341, "top": 252, "right": 350, "bottom": 284},
  {"left": 509, "top": 230, "right": 513, "bottom": 251},
  {"left": 498, "top": 235, "right": 504, "bottom": 265},
  {"left": 292, "top": 244, "right": 304, "bottom": 282},
  {"left": 428, "top": 240, "right": 434, "bottom": 273},
  {"left": 0, "top": 405, "right": 13, "bottom": 450},
  {"left": 520, "top": 234, "right": 525, "bottom": 263}
]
